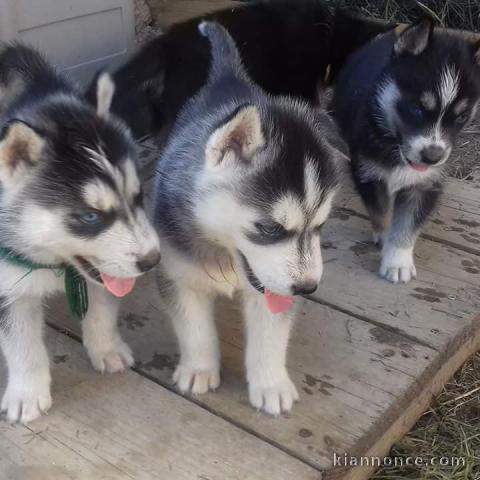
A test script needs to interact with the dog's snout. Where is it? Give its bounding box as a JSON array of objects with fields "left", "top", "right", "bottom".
[
  {"left": 421, "top": 145, "right": 445, "bottom": 164},
  {"left": 292, "top": 282, "right": 318, "bottom": 296},
  {"left": 136, "top": 250, "right": 161, "bottom": 272}
]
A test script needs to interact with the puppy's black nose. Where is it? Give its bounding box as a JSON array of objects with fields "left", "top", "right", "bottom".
[
  {"left": 421, "top": 145, "right": 445, "bottom": 164},
  {"left": 292, "top": 282, "right": 318, "bottom": 296},
  {"left": 137, "top": 250, "right": 161, "bottom": 272}
]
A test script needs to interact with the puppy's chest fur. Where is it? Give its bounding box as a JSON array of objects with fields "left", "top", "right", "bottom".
[
  {"left": 161, "top": 241, "right": 241, "bottom": 298},
  {"left": 357, "top": 156, "right": 442, "bottom": 194},
  {"left": 0, "top": 260, "right": 64, "bottom": 301}
]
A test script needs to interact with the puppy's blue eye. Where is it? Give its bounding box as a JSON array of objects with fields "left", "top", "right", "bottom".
[
  {"left": 79, "top": 211, "right": 102, "bottom": 225},
  {"left": 255, "top": 222, "right": 286, "bottom": 237}
]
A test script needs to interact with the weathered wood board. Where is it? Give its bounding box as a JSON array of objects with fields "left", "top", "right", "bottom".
[
  {"left": 10, "top": 142, "right": 474, "bottom": 480},
  {"left": 0, "top": 329, "right": 320, "bottom": 480},
  {"left": 148, "top": 0, "right": 236, "bottom": 29}
]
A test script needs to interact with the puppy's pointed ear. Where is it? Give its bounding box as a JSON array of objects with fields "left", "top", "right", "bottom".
[
  {"left": 0, "top": 120, "right": 45, "bottom": 182},
  {"left": 205, "top": 105, "right": 265, "bottom": 168},
  {"left": 96, "top": 72, "right": 115, "bottom": 117},
  {"left": 394, "top": 18, "right": 433, "bottom": 56}
]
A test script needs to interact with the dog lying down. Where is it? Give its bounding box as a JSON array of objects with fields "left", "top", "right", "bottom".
[
  {"left": 0, "top": 44, "right": 160, "bottom": 423},
  {"left": 153, "top": 22, "right": 346, "bottom": 415}
]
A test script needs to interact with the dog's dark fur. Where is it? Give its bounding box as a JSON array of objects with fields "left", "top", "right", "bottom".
[
  {"left": 87, "top": 0, "right": 395, "bottom": 138},
  {"left": 332, "top": 19, "right": 480, "bottom": 283}
]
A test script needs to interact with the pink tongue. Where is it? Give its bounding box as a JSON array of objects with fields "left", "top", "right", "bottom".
[
  {"left": 412, "top": 164, "right": 429, "bottom": 172},
  {"left": 100, "top": 273, "right": 137, "bottom": 297},
  {"left": 265, "top": 288, "right": 295, "bottom": 314}
]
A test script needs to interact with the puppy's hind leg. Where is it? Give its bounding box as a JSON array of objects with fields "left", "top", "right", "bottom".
[
  {"left": 0, "top": 298, "right": 52, "bottom": 423},
  {"left": 244, "top": 292, "right": 298, "bottom": 416},
  {"left": 380, "top": 184, "right": 442, "bottom": 283},
  {"left": 170, "top": 285, "right": 220, "bottom": 395},
  {"left": 82, "top": 282, "right": 134, "bottom": 374}
]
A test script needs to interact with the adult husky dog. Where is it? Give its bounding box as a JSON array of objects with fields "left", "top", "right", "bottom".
[
  {"left": 154, "top": 22, "right": 345, "bottom": 415},
  {"left": 333, "top": 19, "right": 480, "bottom": 283},
  {"left": 0, "top": 44, "right": 160, "bottom": 423}
]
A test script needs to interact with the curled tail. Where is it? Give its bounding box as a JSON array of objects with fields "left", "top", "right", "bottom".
[{"left": 198, "top": 21, "right": 244, "bottom": 79}]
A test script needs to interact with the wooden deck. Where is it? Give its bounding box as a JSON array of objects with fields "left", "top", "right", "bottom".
[{"left": 1, "top": 141, "right": 480, "bottom": 480}]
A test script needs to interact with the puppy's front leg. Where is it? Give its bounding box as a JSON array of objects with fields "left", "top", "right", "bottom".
[
  {"left": 244, "top": 292, "right": 298, "bottom": 416},
  {"left": 380, "top": 183, "right": 442, "bottom": 283},
  {"left": 82, "top": 282, "right": 134, "bottom": 373},
  {"left": 352, "top": 161, "right": 392, "bottom": 246},
  {"left": 170, "top": 285, "right": 220, "bottom": 395},
  {"left": 0, "top": 298, "right": 52, "bottom": 423}
]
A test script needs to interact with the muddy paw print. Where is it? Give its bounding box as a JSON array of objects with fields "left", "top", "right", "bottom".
[
  {"left": 411, "top": 287, "right": 447, "bottom": 303},
  {"left": 461, "top": 259, "right": 480, "bottom": 274}
]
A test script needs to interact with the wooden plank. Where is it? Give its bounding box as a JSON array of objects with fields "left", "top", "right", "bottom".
[
  {"left": 149, "top": 0, "right": 236, "bottom": 29},
  {"left": 313, "top": 199, "right": 480, "bottom": 350},
  {"left": 50, "top": 276, "right": 475, "bottom": 475},
  {"left": 335, "top": 176, "right": 480, "bottom": 256},
  {"left": 0, "top": 328, "right": 320, "bottom": 480},
  {"left": 335, "top": 321, "right": 480, "bottom": 480}
]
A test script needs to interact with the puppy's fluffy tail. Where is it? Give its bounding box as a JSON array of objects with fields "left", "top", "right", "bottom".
[{"left": 198, "top": 21, "right": 244, "bottom": 79}]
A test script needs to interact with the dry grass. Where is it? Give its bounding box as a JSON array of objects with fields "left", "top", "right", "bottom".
[
  {"left": 373, "top": 353, "right": 480, "bottom": 479},
  {"left": 448, "top": 112, "right": 480, "bottom": 182},
  {"left": 327, "top": 0, "right": 480, "bottom": 32}
]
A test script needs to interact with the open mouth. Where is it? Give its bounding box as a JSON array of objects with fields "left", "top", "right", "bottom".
[
  {"left": 238, "top": 251, "right": 295, "bottom": 314},
  {"left": 238, "top": 251, "right": 264, "bottom": 294},
  {"left": 74, "top": 256, "right": 137, "bottom": 297},
  {"left": 406, "top": 159, "right": 430, "bottom": 172},
  {"left": 75, "top": 256, "right": 102, "bottom": 283},
  {"left": 400, "top": 151, "right": 430, "bottom": 172}
]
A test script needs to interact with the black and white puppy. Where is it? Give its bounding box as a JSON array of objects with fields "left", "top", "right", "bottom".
[
  {"left": 88, "top": 0, "right": 395, "bottom": 138},
  {"left": 154, "top": 22, "right": 344, "bottom": 415},
  {"left": 332, "top": 19, "right": 480, "bottom": 283},
  {"left": 0, "top": 44, "right": 160, "bottom": 423}
]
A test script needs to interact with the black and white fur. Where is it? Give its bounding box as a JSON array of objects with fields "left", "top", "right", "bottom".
[
  {"left": 154, "top": 22, "right": 344, "bottom": 415},
  {"left": 333, "top": 19, "right": 480, "bottom": 283},
  {"left": 88, "top": 0, "right": 395, "bottom": 138},
  {"left": 0, "top": 44, "right": 160, "bottom": 423}
]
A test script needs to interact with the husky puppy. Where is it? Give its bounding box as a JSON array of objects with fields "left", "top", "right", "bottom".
[
  {"left": 0, "top": 44, "right": 160, "bottom": 423},
  {"left": 89, "top": 0, "right": 394, "bottom": 138},
  {"left": 332, "top": 19, "right": 480, "bottom": 283},
  {"left": 154, "top": 22, "right": 345, "bottom": 415}
]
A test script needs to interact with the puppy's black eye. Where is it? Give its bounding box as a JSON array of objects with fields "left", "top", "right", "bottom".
[
  {"left": 313, "top": 223, "right": 325, "bottom": 234},
  {"left": 255, "top": 222, "right": 287, "bottom": 238},
  {"left": 406, "top": 102, "right": 424, "bottom": 120},
  {"left": 455, "top": 112, "right": 469, "bottom": 125}
]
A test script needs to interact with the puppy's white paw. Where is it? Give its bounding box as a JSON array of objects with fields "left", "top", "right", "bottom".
[
  {"left": 1, "top": 372, "right": 52, "bottom": 424},
  {"left": 248, "top": 370, "right": 299, "bottom": 416},
  {"left": 86, "top": 337, "right": 134, "bottom": 374},
  {"left": 173, "top": 364, "right": 220, "bottom": 395},
  {"left": 380, "top": 245, "right": 416, "bottom": 283}
]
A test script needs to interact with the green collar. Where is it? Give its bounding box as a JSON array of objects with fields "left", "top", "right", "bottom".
[{"left": 0, "top": 247, "right": 89, "bottom": 319}]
